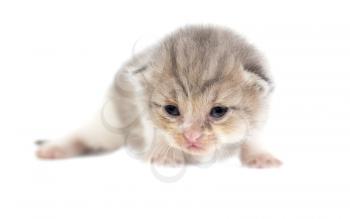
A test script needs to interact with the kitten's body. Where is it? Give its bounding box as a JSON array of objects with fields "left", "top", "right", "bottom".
[{"left": 37, "top": 26, "right": 281, "bottom": 168}]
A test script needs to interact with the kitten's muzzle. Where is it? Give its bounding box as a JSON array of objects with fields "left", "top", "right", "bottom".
[{"left": 183, "top": 130, "right": 203, "bottom": 148}]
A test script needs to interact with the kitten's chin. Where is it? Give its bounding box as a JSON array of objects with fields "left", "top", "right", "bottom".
[
  {"left": 168, "top": 136, "right": 218, "bottom": 156},
  {"left": 162, "top": 132, "right": 217, "bottom": 156},
  {"left": 178, "top": 143, "right": 216, "bottom": 156}
]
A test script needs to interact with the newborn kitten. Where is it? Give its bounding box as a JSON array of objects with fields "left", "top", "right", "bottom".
[{"left": 36, "top": 25, "right": 282, "bottom": 168}]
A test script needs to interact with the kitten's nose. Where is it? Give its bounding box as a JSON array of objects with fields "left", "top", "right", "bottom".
[{"left": 183, "top": 130, "right": 202, "bottom": 144}]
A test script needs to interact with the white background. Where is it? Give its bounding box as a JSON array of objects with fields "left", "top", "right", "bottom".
[{"left": 1, "top": 0, "right": 349, "bottom": 218}]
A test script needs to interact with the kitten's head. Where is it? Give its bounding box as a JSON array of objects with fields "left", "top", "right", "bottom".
[{"left": 139, "top": 26, "right": 272, "bottom": 155}]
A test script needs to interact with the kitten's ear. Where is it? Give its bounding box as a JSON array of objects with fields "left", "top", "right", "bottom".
[
  {"left": 241, "top": 63, "right": 274, "bottom": 96},
  {"left": 113, "top": 62, "right": 152, "bottom": 97},
  {"left": 129, "top": 63, "right": 154, "bottom": 88}
]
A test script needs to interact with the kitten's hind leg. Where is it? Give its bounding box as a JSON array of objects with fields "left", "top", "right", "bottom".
[
  {"left": 35, "top": 114, "right": 126, "bottom": 159},
  {"left": 35, "top": 136, "right": 91, "bottom": 159}
]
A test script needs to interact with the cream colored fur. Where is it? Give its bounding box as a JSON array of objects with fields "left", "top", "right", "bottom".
[{"left": 36, "top": 25, "right": 281, "bottom": 168}]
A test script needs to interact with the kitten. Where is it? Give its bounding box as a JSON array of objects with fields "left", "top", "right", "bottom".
[{"left": 36, "top": 25, "right": 282, "bottom": 168}]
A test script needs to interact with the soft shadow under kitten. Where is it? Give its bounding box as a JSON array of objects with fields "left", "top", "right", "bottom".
[{"left": 36, "top": 25, "right": 282, "bottom": 168}]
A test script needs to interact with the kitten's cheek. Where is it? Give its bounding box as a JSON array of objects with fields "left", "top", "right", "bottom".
[
  {"left": 216, "top": 122, "right": 249, "bottom": 144},
  {"left": 220, "top": 130, "right": 247, "bottom": 144}
]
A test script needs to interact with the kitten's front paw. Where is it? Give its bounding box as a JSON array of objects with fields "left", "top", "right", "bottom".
[
  {"left": 150, "top": 148, "right": 185, "bottom": 167},
  {"left": 241, "top": 152, "right": 282, "bottom": 168}
]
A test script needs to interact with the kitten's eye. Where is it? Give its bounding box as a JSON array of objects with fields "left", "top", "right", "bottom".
[
  {"left": 164, "top": 105, "right": 180, "bottom": 116},
  {"left": 210, "top": 106, "right": 229, "bottom": 119}
]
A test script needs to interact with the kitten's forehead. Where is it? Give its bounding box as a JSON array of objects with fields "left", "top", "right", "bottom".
[
  {"left": 162, "top": 31, "right": 241, "bottom": 95},
  {"left": 147, "top": 26, "right": 269, "bottom": 110},
  {"left": 155, "top": 57, "right": 244, "bottom": 107},
  {"left": 154, "top": 75, "right": 244, "bottom": 109}
]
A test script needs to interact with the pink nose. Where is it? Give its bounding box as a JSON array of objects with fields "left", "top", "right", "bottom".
[{"left": 183, "top": 130, "right": 202, "bottom": 143}]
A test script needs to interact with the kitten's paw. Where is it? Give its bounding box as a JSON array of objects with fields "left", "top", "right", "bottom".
[
  {"left": 241, "top": 152, "right": 282, "bottom": 168},
  {"left": 36, "top": 144, "right": 70, "bottom": 159},
  {"left": 35, "top": 139, "right": 87, "bottom": 159},
  {"left": 150, "top": 155, "right": 185, "bottom": 167},
  {"left": 150, "top": 149, "right": 185, "bottom": 167}
]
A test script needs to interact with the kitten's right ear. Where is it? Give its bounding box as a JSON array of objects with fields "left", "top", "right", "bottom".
[
  {"left": 129, "top": 63, "right": 154, "bottom": 88},
  {"left": 112, "top": 62, "right": 152, "bottom": 97},
  {"left": 131, "top": 65, "right": 148, "bottom": 75}
]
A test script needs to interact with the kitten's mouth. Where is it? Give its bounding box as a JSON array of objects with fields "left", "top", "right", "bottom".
[
  {"left": 186, "top": 143, "right": 202, "bottom": 150},
  {"left": 182, "top": 142, "right": 209, "bottom": 154},
  {"left": 173, "top": 134, "right": 216, "bottom": 155}
]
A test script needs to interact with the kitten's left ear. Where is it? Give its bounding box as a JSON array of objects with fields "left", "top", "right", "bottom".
[{"left": 241, "top": 63, "right": 274, "bottom": 96}]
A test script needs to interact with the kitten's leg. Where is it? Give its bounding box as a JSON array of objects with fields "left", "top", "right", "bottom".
[
  {"left": 240, "top": 140, "right": 282, "bottom": 168},
  {"left": 36, "top": 69, "right": 146, "bottom": 159},
  {"left": 36, "top": 136, "right": 90, "bottom": 159},
  {"left": 149, "top": 146, "right": 186, "bottom": 166},
  {"left": 36, "top": 114, "right": 126, "bottom": 159},
  {"left": 147, "top": 134, "right": 186, "bottom": 166}
]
